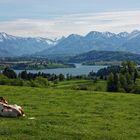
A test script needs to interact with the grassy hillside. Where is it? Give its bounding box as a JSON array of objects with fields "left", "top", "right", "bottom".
[
  {"left": 53, "top": 80, "right": 107, "bottom": 91},
  {"left": 0, "top": 85, "right": 140, "bottom": 140},
  {"left": 69, "top": 50, "right": 140, "bottom": 64}
]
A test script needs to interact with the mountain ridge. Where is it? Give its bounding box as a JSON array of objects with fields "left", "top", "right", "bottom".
[
  {"left": 0, "top": 32, "right": 60, "bottom": 57},
  {"left": 37, "top": 30, "right": 140, "bottom": 58},
  {"left": 1, "top": 30, "right": 140, "bottom": 57}
]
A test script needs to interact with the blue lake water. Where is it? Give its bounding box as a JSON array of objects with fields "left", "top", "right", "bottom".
[{"left": 15, "top": 64, "right": 107, "bottom": 76}]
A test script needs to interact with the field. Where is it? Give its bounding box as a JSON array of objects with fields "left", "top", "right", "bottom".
[
  {"left": 53, "top": 80, "right": 107, "bottom": 91},
  {"left": 0, "top": 84, "right": 140, "bottom": 140}
]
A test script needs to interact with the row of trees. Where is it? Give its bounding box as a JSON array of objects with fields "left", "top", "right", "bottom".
[
  {"left": 88, "top": 65, "right": 121, "bottom": 81},
  {"left": 0, "top": 68, "right": 89, "bottom": 88},
  {"left": 1, "top": 68, "right": 88, "bottom": 82},
  {"left": 2, "top": 68, "right": 65, "bottom": 82}
]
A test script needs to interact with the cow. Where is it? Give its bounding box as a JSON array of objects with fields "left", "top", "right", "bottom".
[{"left": 0, "top": 97, "right": 25, "bottom": 117}]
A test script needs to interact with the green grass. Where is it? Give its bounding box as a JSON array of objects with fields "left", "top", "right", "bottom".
[
  {"left": 0, "top": 85, "right": 140, "bottom": 140},
  {"left": 53, "top": 80, "right": 107, "bottom": 91}
]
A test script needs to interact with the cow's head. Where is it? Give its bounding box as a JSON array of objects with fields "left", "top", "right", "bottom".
[
  {"left": 0, "top": 97, "right": 8, "bottom": 104},
  {"left": 19, "top": 106, "right": 25, "bottom": 117}
]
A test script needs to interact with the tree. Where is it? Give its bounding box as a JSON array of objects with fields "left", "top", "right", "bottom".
[
  {"left": 59, "top": 74, "right": 65, "bottom": 81},
  {"left": 3, "top": 68, "right": 17, "bottom": 79},
  {"left": 19, "top": 70, "right": 28, "bottom": 80},
  {"left": 134, "top": 69, "right": 139, "bottom": 83},
  {"left": 119, "top": 73, "right": 127, "bottom": 92},
  {"left": 121, "top": 61, "right": 138, "bottom": 82},
  {"left": 107, "top": 73, "right": 114, "bottom": 92},
  {"left": 107, "top": 73, "right": 120, "bottom": 92},
  {"left": 114, "top": 73, "right": 120, "bottom": 92}
]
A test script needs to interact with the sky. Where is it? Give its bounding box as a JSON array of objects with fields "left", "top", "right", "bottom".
[{"left": 0, "top": 0, "right": 140, "bottom": 38}]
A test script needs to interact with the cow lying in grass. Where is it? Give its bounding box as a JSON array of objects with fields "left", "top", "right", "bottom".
[{"left": 0, "top": 97, "right": 25, "bottom": 117}]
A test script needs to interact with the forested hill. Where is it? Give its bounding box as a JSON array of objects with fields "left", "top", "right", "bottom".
[{"left": 69, "top": 50, "right": 140, "bottom": 64}]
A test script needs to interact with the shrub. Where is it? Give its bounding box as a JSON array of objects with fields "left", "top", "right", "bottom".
[
  {"left": 35, "top": 77, "right": 49, "bottom": 87},
  {"left": 29, "top": 77, "right": 50, "bottom": 87},
  {"left": 94, "top": 85, "right": 103, "bottom": 91},
  {"left": 29, "top": 80, "right": 37, "bottom": 87},
  {"left": 54, "top": 79, "right": 59, "bottom": 84},
  {"left": 73, "top": 85, "right": 88, "bottom": 90},
  {"left": 132, "top": 85, "right": 140, "bottom": 94}
]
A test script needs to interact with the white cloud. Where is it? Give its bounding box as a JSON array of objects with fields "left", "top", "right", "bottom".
[{"left": 0, "top": 10, "right": 140, "bottom": 38}]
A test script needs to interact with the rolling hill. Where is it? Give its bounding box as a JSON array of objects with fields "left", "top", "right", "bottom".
[
  {"left": 0, "top": 85, "right": 139, "bottom": 140},
  {"left": 69, "top": 50, "right": 140, "bottom": 64}
]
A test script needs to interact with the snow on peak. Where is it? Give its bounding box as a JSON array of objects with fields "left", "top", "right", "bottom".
[
  {"left": 0, "top": 32, "right": 8, "bottom": 42},
  {"left": 103, "top": 32, "right": 115, "bottom": 38},
  {"left": 0, "top": 32, "right": 8, "bottom": 39},
  {"left": 87, "top": 31, "right": 101, "bottom": 35},
  {"left": 36, "top": 37, "right": 56, "bottom": 45},
  {"left": 67, "top": 34, "right": 82, "bottom": 41},
  {"left": 131, "top": 30, "right": 140, "bottom": 36},
  {"left": 86, "top": 31, "right": 102, "bottom": 39},
  {"left": 0, "top": 32, "right": 7, "bottom": 36},
  {"left": 0, "top": 32, "right": 17, "bottom": 41},
  {"left": 118, "top": 32, "right": 129, "bottom": 37},
  {"left": 129, "top": 30, "right": 140, "bottom": 39},
  {"left": 131, "top": 30, "right": 140, "bottom": 34},
  {"left": 68, "top": 34, "right": 82, "bottom": 38},
  {"left": 45, "top": 39, "right": 55, "bottom": 45},
  {"left": 55, "top": 36, "right": 65, "bottom": 41}
]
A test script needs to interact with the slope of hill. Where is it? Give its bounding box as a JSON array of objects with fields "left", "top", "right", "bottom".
[
  {"left": 0, "top": 48, "right": 13, "bottom": 57},
  {"left": 36, "top": 34, "right": 84, "bottom": 57},
  {"left": 69, "top": 50, "right": 140, "bottom": 64},
  {"left": 120, "top": 30, "right": 140, "bottom": 53},
  {"left": 0, "top": 85, "right": 139, "bottom": 140}
]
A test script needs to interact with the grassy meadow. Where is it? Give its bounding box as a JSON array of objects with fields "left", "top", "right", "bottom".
[
  {"left": 53, "top": 80, "right": 107, "bottom": 91},
  {"left": 0, "top": 83, "right": 140, "bottom": 140}
]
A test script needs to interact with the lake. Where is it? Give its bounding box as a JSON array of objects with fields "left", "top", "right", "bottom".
[{"left": 15, "top": 63, "right": 107, "bottom": 76}]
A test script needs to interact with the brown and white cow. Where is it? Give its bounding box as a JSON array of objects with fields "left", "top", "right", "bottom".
[{"left": 0, "top": 97, "right": 25, "bottom": 117}]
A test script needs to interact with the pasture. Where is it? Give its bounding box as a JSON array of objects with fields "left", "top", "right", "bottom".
[{"left": 0, "top": 85, "right": 140, "bottom": 140}]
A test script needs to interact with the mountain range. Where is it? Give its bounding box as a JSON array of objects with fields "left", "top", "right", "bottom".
[
  {"left": 0, "top": 32, "right": 59, "bottom": 57},
  {"left": 37, "top": 30, "right": 140, "bottom": 58},
  {"left": 1, "top": 30, "right": 140, "bottom": 57}
]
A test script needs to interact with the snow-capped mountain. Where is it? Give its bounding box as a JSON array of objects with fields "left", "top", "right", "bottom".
[
  {"left": 0, "top": 32, "right": 17, "bottom": 41},
  {"left": 120, "top": 30, "right": 140, "bottom": 52},
  {"left": 36, "top": 34, "right": 83, "bottom": 57},
  {"left": 36, "top": 30, "right": 140, "bottom": 58},
  {"left": 0, "top": 32, "right": 57, "bottom": 56},
  {"left": 117, "top": 32, "right": 129, "bottom": 38},
  {"left": 1, "top": 30, "right": 140, "bottom": 58}
]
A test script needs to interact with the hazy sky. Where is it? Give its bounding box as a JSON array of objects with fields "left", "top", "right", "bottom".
[{"left": 0, "top": 0, "right": 140, "bottom": 38}]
